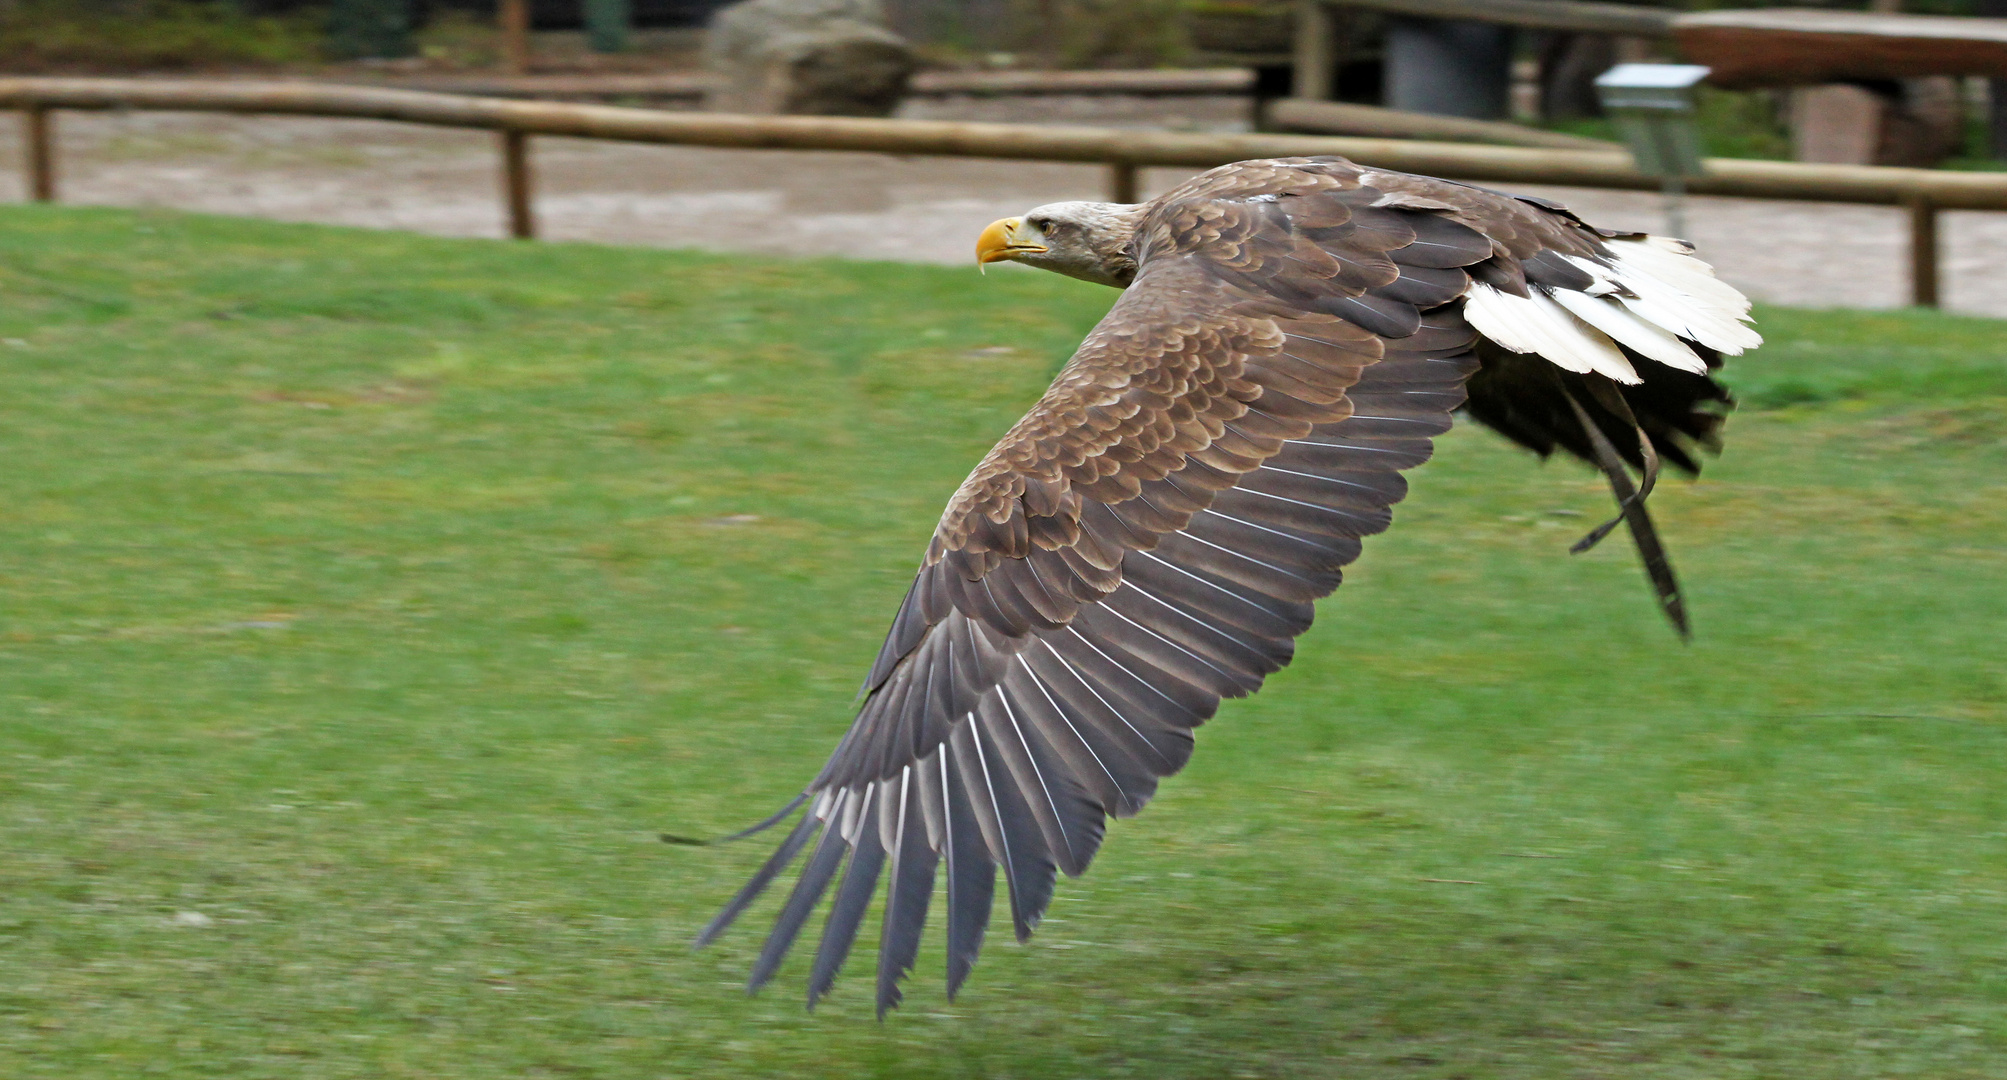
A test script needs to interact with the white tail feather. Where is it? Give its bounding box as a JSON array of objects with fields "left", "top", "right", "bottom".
[
  {"left": 1464, "top": 283, "right": 1640, "bottom": 383},
  {"left": 1548, "top": 288, "right": 1708, "bottom": 374},
  {"left": 1598, "top": 240, "right": 1762, "bottom": 354}
]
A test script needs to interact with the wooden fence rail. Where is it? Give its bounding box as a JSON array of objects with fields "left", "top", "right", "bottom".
[
  {"left": 5, "top": 77, "right": 2003, "bottom": 306},
  {"left": 340, "top": 67, "right": 1260, "bottom": 104}
]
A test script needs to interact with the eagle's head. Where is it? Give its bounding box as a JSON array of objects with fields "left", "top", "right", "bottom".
[{"left": 976, "top": 201, "right": 1146, "bottom": 289}]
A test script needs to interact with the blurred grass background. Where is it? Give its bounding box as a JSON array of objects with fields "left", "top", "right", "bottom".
[{"left": 0, "top": 207, "right": 2002, "bottom": 1078}]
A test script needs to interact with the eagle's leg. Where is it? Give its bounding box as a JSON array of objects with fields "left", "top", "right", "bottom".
[{"left": 1560, "top": 377, "right": 1690, "bottom": 640}]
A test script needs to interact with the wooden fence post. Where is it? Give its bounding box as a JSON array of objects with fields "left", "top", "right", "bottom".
[
  {"left": 499, "top": 0, "right": 531, "bottom": 76},
  {"left": 1906, "top": 194, "right": 1938, "bottom": 307},
  {"left": 24, "top": 106, "right": 54, "bottom": 202},
  {"left": 1294, "top": 0, "right": 1337, "bottom": 101},
  {"left": 500, "top": 129, "right": 535, "bottom": 239},
  {"left": 1107, "top": 161, "right": 1139, "bottom": 203}
]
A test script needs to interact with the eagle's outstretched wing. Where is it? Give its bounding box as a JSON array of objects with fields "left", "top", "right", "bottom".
[{"left": 697, "top": 158, "right": 1758, "bottom": 1014}]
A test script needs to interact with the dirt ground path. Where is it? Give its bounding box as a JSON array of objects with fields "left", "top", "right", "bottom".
[{"left": 8, "top": 105, "right": 2007, "bottom": 316}]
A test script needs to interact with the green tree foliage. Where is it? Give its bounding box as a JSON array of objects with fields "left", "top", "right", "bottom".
[{"left": 0, "top": 0, "right": 322, "bottom": 71}]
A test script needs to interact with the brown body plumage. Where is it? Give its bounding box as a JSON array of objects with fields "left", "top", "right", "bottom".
[{"left": 697, "top": 157, "right": 1759, "bottom": 1014}]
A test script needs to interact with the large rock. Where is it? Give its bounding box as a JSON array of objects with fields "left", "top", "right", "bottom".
[{"left": 705, "top": 0, "right": 916, "bottom": 117}]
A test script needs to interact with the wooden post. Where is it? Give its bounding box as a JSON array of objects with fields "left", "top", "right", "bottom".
[
  {"left": 1906, "top": 194, "right": 1938, "bottom": 307},
  {"left": 1294, "top": 0, "right": 1337, "bottom": 101},
  {"left": 500, "top": 129, "right": 535, "bottom": 239},
  {"left": 1036, "top": 0, "right": 1060, "bottom": 68},
  {"left": 23, "top": 106, "right": 53, "bottom": 202},
  {"left": 1106, "top": 161, "right": 1139, "bottom": 203},
  {"left": 499, "top": 0, "right": 531, "bottom": 76}
]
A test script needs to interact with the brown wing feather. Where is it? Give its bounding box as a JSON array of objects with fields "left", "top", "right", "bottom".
[{"left": 698, "top": 156, "right": 1726, "bottom": 1014}]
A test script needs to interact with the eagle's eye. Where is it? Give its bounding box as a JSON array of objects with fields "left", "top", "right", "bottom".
[{"left": 1028, "top": 217, "right": 1050, "bottom": 232}]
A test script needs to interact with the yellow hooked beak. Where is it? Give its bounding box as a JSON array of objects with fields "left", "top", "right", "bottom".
[{"left": 976, "top": 216, "right": 1045, "bottom": 272}]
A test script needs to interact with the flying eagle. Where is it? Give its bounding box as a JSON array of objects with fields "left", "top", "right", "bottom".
[{"left": 696, "top": 156, "right": 1759, "bottom": 1014}]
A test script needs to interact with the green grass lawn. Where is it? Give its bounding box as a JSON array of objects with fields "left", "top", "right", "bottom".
[{"left": 1, "top": 206, "right": 2003, "bottom": 1079}]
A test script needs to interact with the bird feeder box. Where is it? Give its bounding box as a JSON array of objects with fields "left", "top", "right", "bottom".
[
  {"left": 1595, "top": 63, "right": 1712, "bottom": 179},
  {"left": 1594, "top": 63, "right": 1711, "bottom": 237}
]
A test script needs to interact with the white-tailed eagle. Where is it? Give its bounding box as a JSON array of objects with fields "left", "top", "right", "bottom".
[{"left": 695, "top": 156, "right": 1760, "bottom": 1014}]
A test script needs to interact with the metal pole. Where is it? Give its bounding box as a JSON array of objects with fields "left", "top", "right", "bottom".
[
  {"left": 583, "top": 0, "right": 630, "bottom": 54},
  {"left": 1662, "top": 175, "right": 1685, "bottom": 240},
  {"left": 1980, "top": 0, "right": 2007, "bottom": 156},
  {"left": 23, "top": 106, "right": 53, "bottom": 202},
  {"left": 499, "top": 0, "right": 531, "bottom": 76},
  {"left": 1906, "top": 194, "right": 1938, "bottom": 308},
  {"left": 1383, "top": 18, "right": 1512, "bottom": 119},
  {"left": 1991, "top": 78, "right": 2007, "bottom": 160},
  {"left": 500, "top": 129, "right": 535, "bottom": 239},
  {"left": 1107, "top": 161, "right": 1139, "bottom": 203}
]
